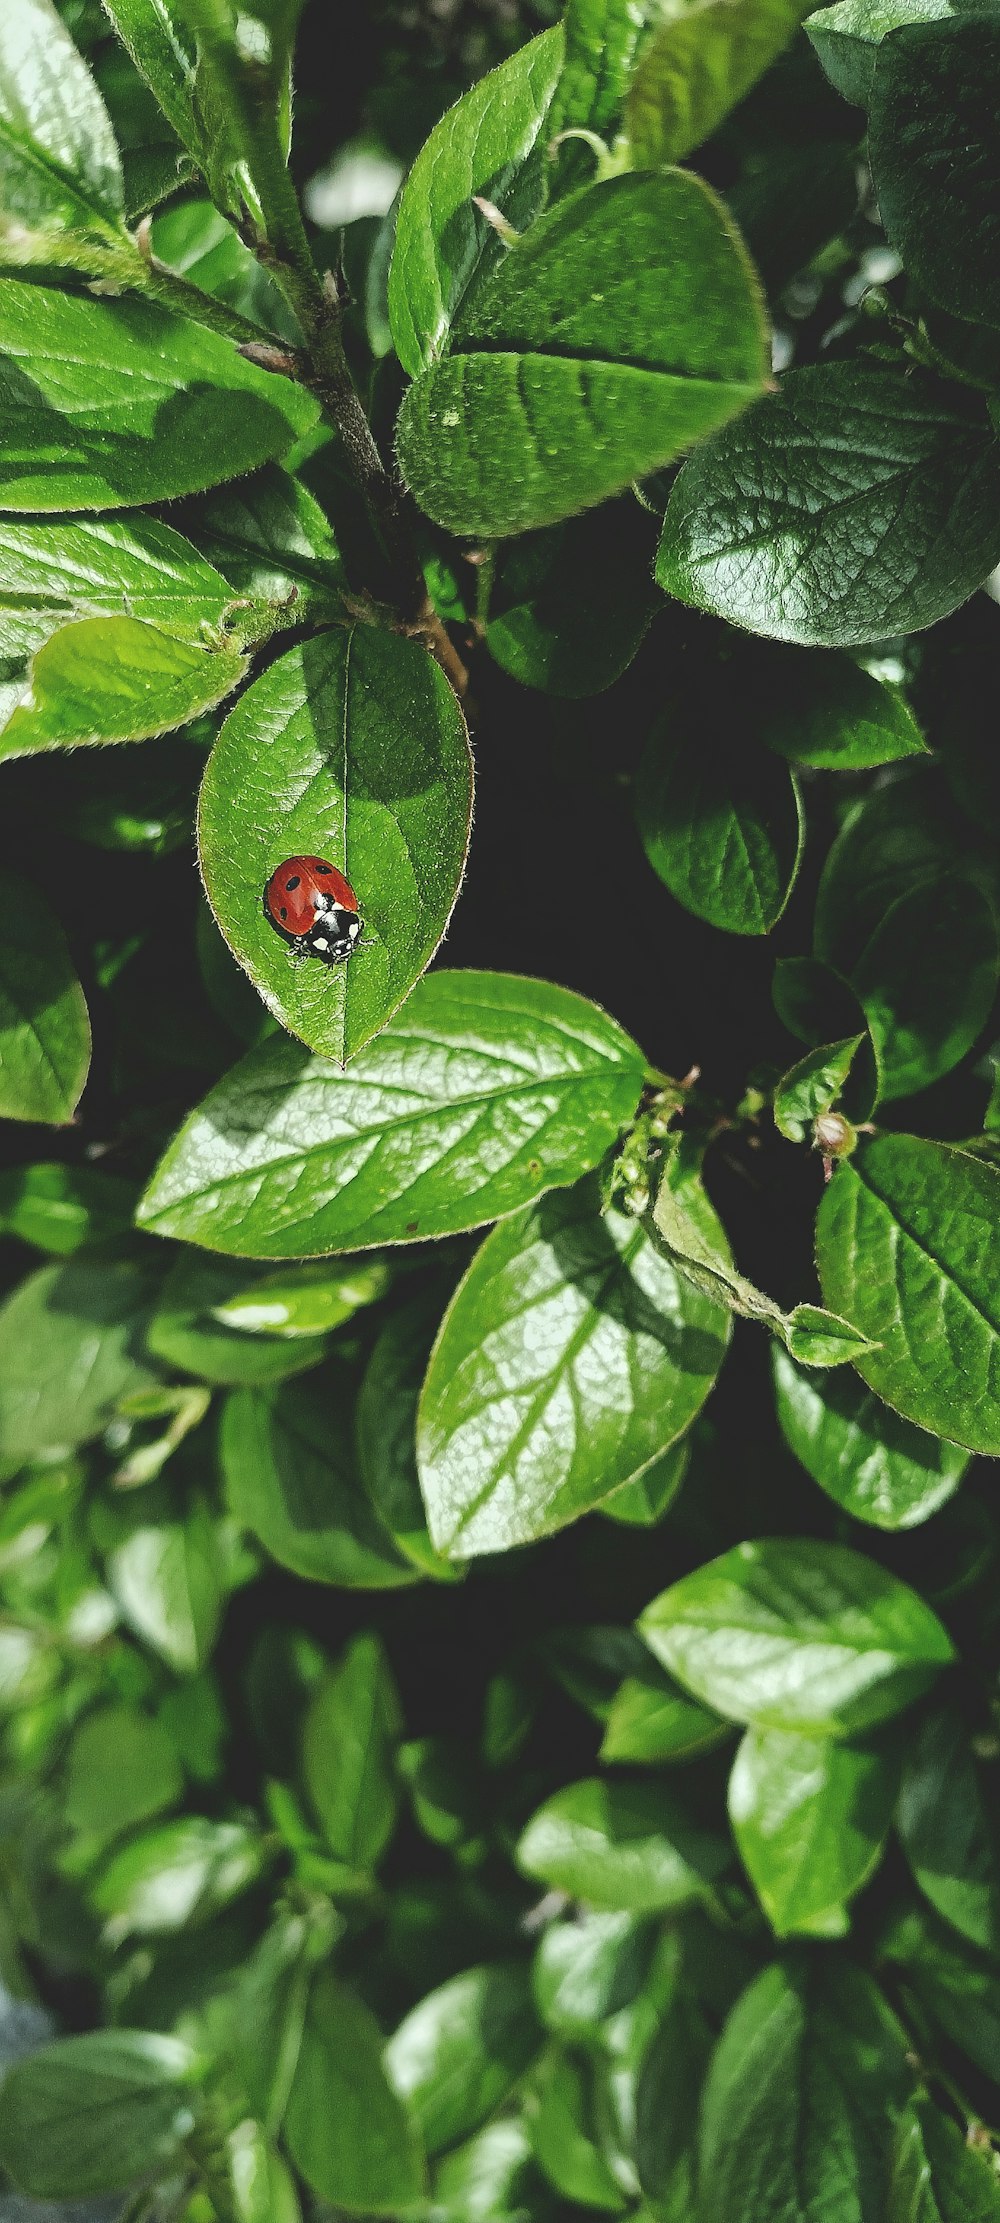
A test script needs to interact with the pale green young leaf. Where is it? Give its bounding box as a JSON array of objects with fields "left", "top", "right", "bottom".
[
  {"left": 385, "top": 1965, "right": 540, "bottom": 2156},
  {"left": 388, "top": 26, "right": 565, "bottom": 376},
  {"left": 397, "top": 170, "right": 768, "bottom": 539},
  {"left": 600, "top": 1665, "right": 730, "bottom": 1765},
  {"left": 626, "top": 0, "right": 813, "bottom": 169},
  {"left": 147, "top": 1250, "right": 330, "bottom": 1386},
  {"left": 92, "top": 1816, "right": 264, "bottom": 1938},
  {"left": 0, "top": 510, "right": 233, "bottom": 664},
  {"left": 0, "top": 616, "right": 245, "bottom": 760},
  {"left": 649, "top": 1168, "right": 872, "bottom": 1366},
  {"left": 517, "top": 1777, "right": 730, "bottom": 1913},
  {"left": 107, "top": 1508, "right": 224, "bottom": 1673},
  {"left": 773, "top": 1036, "right": 867, "bottom": 1145},
  {"left": 0, "top": 0, "right": 126, "bottom": 260}
]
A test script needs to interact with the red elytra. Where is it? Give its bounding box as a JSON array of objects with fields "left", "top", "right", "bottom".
[{"left": 262, "top": 855, "right": 363, "bottom": 966}]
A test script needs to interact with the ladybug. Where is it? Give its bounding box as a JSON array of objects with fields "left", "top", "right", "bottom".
[{"left": 262, "top": 856, "right": 363, "bottom": 965}]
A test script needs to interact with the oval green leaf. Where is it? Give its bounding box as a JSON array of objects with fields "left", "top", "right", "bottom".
[
  {"left": 0, "top": 510, "right": 233, "bottom": 664},
  {"left": 137, "top": 970, "right": 647, "bottom": 1255},
  {"left": 869, "top": 18, "right": 1000, "bottom": 330},
  {"left": 0, "top": 872, "right": 90, "bottom": 1122},
  {"left": 417, "top": 1178, "right": 730, "bottom": 1559},
  {"left": 816, "top": 1134, "right": 1000, "bottom": 1454},
  {"left": 639, "top": 1537, "right": 955, "bottom": 1736},
  {"left": 0, "top": 2031, "right": 197, "bottom": 2199},
  {"left": 198, "top": 627, "right": 473, "bottom": 1064},
  {"left": 284, "top": 1972, "right": 426, "bottom": 2215},
  {"left": 772, "top": 1344, "right": 968, "bottom": 1530},
  {"left": 220, "top": 1370, "right": 417, "bottom": 1588},
  {"left": 0, "top": 1251, "right": 159, "bottom": 1469},
  {"left": 0, "top": 615, "right": 245, "bottom": 760},
  {"left": 636, "top": 719, "right": 803, "bottom": 936},
  {"left": 397, "top": 170, "right": 768, "bottom": 539},
  {"left": 385, "top": 1965, "right": 540, "bottom": 2156},
  {"left": 728, "top": 1726, "right": 897, "bottom": 1937},
  {"left": 517, "top": 1776, "right": 730, "bottom": 1914}
]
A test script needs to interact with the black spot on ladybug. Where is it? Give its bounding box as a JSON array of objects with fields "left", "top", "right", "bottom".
[
  {"left": 279, "top": 906, "right": 288, "bottom": 920},
  {"left": 285, "top": 874, "right": 301, "bottom": 891},
  {"left": 316, "top": 864, "right": 332, "bottom": 873}
]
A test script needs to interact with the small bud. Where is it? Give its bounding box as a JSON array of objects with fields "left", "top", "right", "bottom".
[{"left": 813, "top": 1111, "right": 856, "bottom": 1158}]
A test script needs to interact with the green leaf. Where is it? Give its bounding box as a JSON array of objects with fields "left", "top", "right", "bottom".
[
  {"left": 198, "top": 628, "right": 472, "bottom": 1064},
  {"left": 435, "top": 2118, "right": 552, "bottom": 2223},
  {"left": 0, "top": 510, "right": 234, "bottom": 664},
  {"left": 896, "top": 1707, "right": 1000, "bottom": 1956},
  {"left": 636, "top": 715, "right": 803, "bottom": 936},
  {"left": 649, "top": 1166, "right": 871, "bottom": 1367},
  {"left": 284, "top": 1971, "right": 426, "bottom": 2214},
  {"left": 728, "top": 1726, "right": 897, "bottom": 1937},
  {"left": 848, "top": 876, "right": 1000, "bottom": 1102},
  {"left": 151, "top": 193, "right": 290, "bottom": 333},
  {"left": 813, "top": 776, "right": 982, "bottom": 981},
  {"left": 0, "top": 871, "right": 90, "bottom": 1123},
  {"left": 626, "top": 0, "right": 812, "bottom": 168},
  {"left": 553, "top": 0, "right": 652, "bottom": 144},
  {"left": 385, "top": 1965, "right": 540, "bottom": 2157},
  {"left": 528, "top": 2048, "right": 627, "bottom": 2212},
  {"left": 388, "top": 25, "right": 565, "bottom": 377},
  {"left": 600, "top": 1664, "right": 731, "bottom": 1766},
  {"left": 699, "top": 1960, "right": 914, "bottom": 2223},
  {"left": 773, "top": 1036, "right": 867, "bottom": 1145},
  {"left": 65, "top": 1702, "right": 183, "bottom": 1842},
  {"left": 177, "top": 465, "right": 347, "bottom": 630},
  {"left": 0, "top": 0, "right": 126, "bottom": 259},
  {"left": 891, "top": 2096, "right": 1000, "bottom": 2223},
  {"left": 0, "top": 2030, "right": 197, "bottom": 2198},
  {"left": 416, "top": 1178, "right": 729, "bottom": 1559},
  {"left": 760, "top": 651, "right": 926, "bottom": 771},
  {"left": 0, "top": 279, "right": 316, "bottom": 511},
  {"left": 533, "top": 1910, "right": 654, "bottom": 2036},
  {"left": 657, "top": 362, "right": 1000, "bottom": 646},
  {"left": 772, "top": 1345, "right": 969, "bottom": 1530},
  {"left": 0, "top": 1251, "right": 159, "bottom": 1468},
  {"left": 137, "top": 971, "right": 647, "bottom": 1255},
  {"left": 0, "top": 1160, "right": 135, "bottom": 1254},
  {"left": 869, "top": 19, "right": 1000, "bottom": 330},
  {"left": 302, "top": 1633, "right": 401, "bottom": 1871},
  {"left": 598, "top": 1437, "right": 689, "bottom": 1529},
  {"left": 633, "top": 1980, "right": 711, "bottom": 2215},
  {"left": 806, "top": 0, "right": 959, "bottom": 108},
  {"left": 213, "top": 1258, "right": 389, "bottom": 1337},
  {"left": 517, "top": 1777, "right": 730, "bottom": 1913},
  {"left": 639, "top": 1537, "right": 955, "bottom": 1736},
  {"left": 356, "top": 1288, "right": 459, "bottom": 1578},
  {"left": 397, "top": 170, "right": 769, "bottom": 539},
  {"left": 485, "top": 500, "right": 657, "bottom": 699},
  {"left": 92, "top": 1815, "right": 263, "bottom": 1939},
  {"left": 880, "top": 1906, "right": 1000, "bottom": 2085},
  {"left": 773, "top": 954, "right": 870, "bottom": 1051},
  {"left": 220, "top": 1371, "right": 417, "bottom": 1588},
  {"left": 107, "top": 1507, "right": 224, "bottom": 1673},
  {"left": 101, "top": 0, "right": 200, "bottom": 169},
  {"left": 0, "top": 616, "right": 245, "bottom": 760},
  {"left": 815, "top": 1134, "right": 1000, "bottom": 1454},
  {"left": 147, "top": 1251, "right": 330, "bottom": 1386}
]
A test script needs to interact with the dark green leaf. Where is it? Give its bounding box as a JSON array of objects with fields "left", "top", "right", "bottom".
[
  {"left": 880, "top": 1906, "right": 1000, "bottom": 2085},
  {"left": 0, "top": 872, "right": 90, "bottom": 1122},
  {"left": 0, "top": 0, "right": 126, "bottom": 256},
  {"left": 385, "top": 1964, "right": 540, "bottom": 2156},
  {"left": 198, "top": 628, "right": 472, "bottom": 1063},
  {"left": 101, "top": 0, "right": 200, "bottom": 167},
  {"left": 221, "top": 1371, "right": 417, "bottom": 1587},
  {"left": 302, "top": 1633, "right": 401, "bottom": 1870},
  {"left": 284, "top": 1971, "right": 426, "bottom": 2213},
  {"left": 0, "top": 616, "right": 245, "bottom": 760},
  {"left": 761, "top": 651, "right": 926, "bottom": 770},
  {"left": 600, "top": 1665, "right": 730, "bottom": 1766},
  {"left": 553, "top": 0, "right": 651, "bottom": 144},
  {"left": 177, "top": 464, "right": 347, "bottom": 630},
  {"left": 137, "top": 971, "right": 647, "bottom": 1255},
  {"left": 816, "top": 1134, "right": 1000, "bottom": 1454},
  {"left": 869, "top": 19, "right": 1000, "bottom": 329},
  {"left": 639, "top": 1537, "right": 955, "bottom": 1735},
  {"left": 0, "top": 510, "right": 233, "bottom": 664},
  {"left": 434, "top": 2117, "right": 553, "bottom": 2223},
  {"left": 806, "top": 0, "right": 961, "bottom": 108},
  {"left": 0, "top": 1251, "right": 159, "bottom": 1467},
  {"left": 772, "top": 1345, "right": 969, "bottom": 1530},
  {"left": 699, "top": 1960, "right": 914, "bottom": 2223},
  {"left": 891, "top": 2095, "right": 1000, "bottom": 2223},
  {"left": 626, "top": 0, "right": 812, "bottom": 168},
  {"left": 598, "top": 1438, "right": 689, "bottom": 1529},
  {"left": 649, "top": 1165, "right": 872, "bottom": 1366},
  {"left": 773, "top": 955, "right": 870, "bottom": 1050},
  {"left": 896, "top": 1707, "right": 1000, "bottom": 1956},
  {"left": 517, "top": 1777, "right": 730, "bottom": 1913},
  {"left": 417, "top": 1179, "right": 729, "bottom": 1559},
  {"left": 397, "top": 171, "right": 769, "bottom": 538},
  {"left": 107, "top": 1505, "right": 224, "bottom": 1672},
  {"left": 356, "top": 1288, "right": 458, "bottom": 1578},
  {"left": 388, "top": 26, "right": 565, "bottom": 376},
  {"left": 728, "top": 1726, "right": 897, "bottom": 1936},
  {"left": 634, "top": 1980, "right": 711, "bottom": 2214},
  {"left": 813, "top": 776, "right": 983, "bottom": 981},
  {"left": 657, "top": 362, "right": 1000, "bottom": 645},
  {"left": 485, "top": 500, "right": 657, "bottom": 699},
  {"left": 0, "top": 1160, "right": 134, "bottom": 1254},
  {"left": 147, "top": 1251, "right": 329, "bottom": 1386},
  {"left": 0, "top": 2030, "right": 197, "bottom": 2198},
  {"left": 528, "top": 2048, "right": 627, "bottom": 2212},
  {"left": 848, "top": 876, "right": 999, "bottom": 1101},
  {"left": 64, "top": 1702, "right": 183, "bottom": 1841},
  {"left": 92, "top": 1815, "right": 264, "bottom": 1939},
  {"left": 0, "top": 280, "right": 316, "bottom": 510},
  {"left": 636, "top": 714, "right": 803, "bottom": 936}
]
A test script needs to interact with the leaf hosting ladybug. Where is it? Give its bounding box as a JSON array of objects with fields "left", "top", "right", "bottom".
[{"left": 263, "top": 856, "right": 363, "bottom": 964}]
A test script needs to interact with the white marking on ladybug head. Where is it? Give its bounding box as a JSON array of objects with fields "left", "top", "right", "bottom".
[
  {"left": 348, "top": 918, "right": 362, "bottom": 939},
  {"left": 312, "top": 935, "right": 330, "bottom": 952}
]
